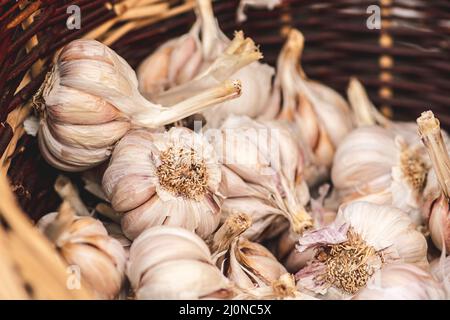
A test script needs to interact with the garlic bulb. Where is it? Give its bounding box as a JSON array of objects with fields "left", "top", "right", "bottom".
[
  {"left": 417, "top": 111, "right": 450, "bottom": 252},
  {"left": 269, "top": 29, "right": 353, "bottom": 183},
  {"left": 138, "top": 0, "right": 274, "bottom": 128},
  {"left": 102, "top": 127, "right": 223, "bottom": 240},
  {"left": 295, "top": 201, "right": 428, "bottom": 299},
  {"left": 212, "top": 115, "right": 313, "bottom": 241},
  {"left": 38, "top": 202, "right": 127, "bottom": 299},
  {"left": 127, "top": 226, "right": 233, "bottom": 299},
  {"left": 34, "top": 38, "right": 241, "bottom": 171},
  {"left": 236, "top": 0, "right": 281, "bottom": 22},
  {"left": 331, "top": 125, "right": 430, "bottom": 225},
  {"left": 211, "top": 213, "right": 287, "bottom": 290},
  {"left": 353, "top": 263, "right": 446, "bottom": 300}
]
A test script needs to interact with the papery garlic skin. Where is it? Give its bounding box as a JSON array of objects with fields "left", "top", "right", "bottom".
[
  {"left": 127, "top": 226, "right": 232, "bottom": 300},
  {"left": 269, "top": 29, "right": 352, "bottom": 184},
  {"left": 295, "top": 202, "right": 428, "bottom": 299},
  {"left": 353, "top": 263, "right": 446, "bottom": 300},
  {"left": 102, "top": 127, "right": 223, "bottom": 240},
  {"left": 211, "top": 115, "right": 312, "bottom": 241},
  {"left": 332, "top": 125, "right": 429, "bottom": 225},
  {"left": 138, "top": 0, "right": 274, "bottom": 128},
  {"left": 38, "top": 203, "right": 127, "bottom": 299},
  {"left": 35, "top": 39, "right": 241, "bottom": 171}
]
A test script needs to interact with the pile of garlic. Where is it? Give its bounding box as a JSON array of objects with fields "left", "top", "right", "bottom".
[{"left": 28, "top": 0, "right": 449, "bottom": 300}]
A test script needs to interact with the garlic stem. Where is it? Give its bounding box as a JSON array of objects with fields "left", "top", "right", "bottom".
[
  {"left": 197, "top": 0, "right": 219, "bottom": 58},
  {"left": 54, "top": 175, "right": 90, "bottom": 216},
  {"left": 281, "top": 29, "right": 306, "bottom": 80},
  {"left": 134, "top": 79, "right": 241, "bottom": 127},
  {"left": 347, "top": 77, "right": 391, "bottom": 127},
  {"left": 271, "top": 273, "right": 297, "bottom": 299},
  {"left": 210, "top": 212, "right": 251, "bottom": 254},
  {"left": 417, "top": 111, "right": 450, "bottom": 198},
  {"left": 156, "top": 32, "right": 261, "bottom": 106},
  {"left": 44, "top": 202, "right": 75, "bottom": 243}
]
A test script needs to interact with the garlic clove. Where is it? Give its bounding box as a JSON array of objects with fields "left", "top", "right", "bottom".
[
  {"left": 110, "top": 175, "right": 156, "bottom": 212},
  {"left": 45, "top": 84, "right": 123, "bottom": 125},
  {"left": 37, "top": 37, "right": 242, "bottom": 171},
  {"left": 39, "top": 119, "right": 111, "bottom": 171},
  {"left": 137, "top": 45, "right": 173, "bottom": 99},
  {"left": 273, "top": 28, "right": 353, "bottom": 173}
]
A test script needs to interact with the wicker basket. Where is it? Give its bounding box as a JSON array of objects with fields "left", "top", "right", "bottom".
[{"left": 0, "top": 0, "right": 449, "bottom": 298}]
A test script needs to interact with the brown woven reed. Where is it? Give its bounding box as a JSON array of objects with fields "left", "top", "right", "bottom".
[{"left": 0, "top": 0, "right": 449, "bottom": 225}]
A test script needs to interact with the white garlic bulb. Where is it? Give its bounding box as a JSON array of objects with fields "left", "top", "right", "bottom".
[
  {"left": 35, "top": 38, "right": 241, "bottom": 171},
  {"left": 331, "top": 125, "right": 429, "bottom": 225},
  {"left": 138, "top": 0, "right": 274, "bottom": 128},
  {"left": 38, "top": 202, "right": 127, "bottom": 299},
  {"left": 295, "top": 201, "right": 428, "bottom": 299},
  {"left": 211, "top": 213, "right": 287, "bottom": 290},
  {"left": 102, "top": 127, "right": 223, "bottom": 240},
  {"left": 269, "top": 29, "right": 353, "bottom": 183},
  {"left": 127, "top": 226, "right": 233, "bottom": 299},
  {"left": 353, "top": 263, "right": 446, "bottom": 300},
  {"left": 417, "top": 111, "right": 450, "bottom": 252},
  {"left": 212, "top": 115, "right": 312, "bottom": 241}
]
